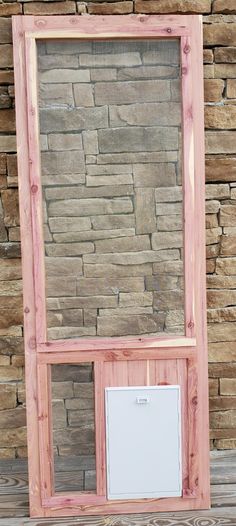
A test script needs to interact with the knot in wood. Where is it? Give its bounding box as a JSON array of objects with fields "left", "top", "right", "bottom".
[
  {"left": 29, "top": 337, "right": 36, "bottom": 350},
  {"left": 38, "top": 413, "right": 47, "bottom": 422},
  {"left": 182, "top": 66, "right": 188, "bottom": 75},
  {"left": 166, "top": 27, "right": 172, "bottom": 33},
  {"left": 184, "top": 44, "right": 191, "bottom": 54},
  {"left": 192, "top": 395, "right": 198, "bottom": 406},
  {"left": 24, "top": 306, "right": 30, "bottom": 314},
  {"left": 35, "top": 19, "right": 46, "bottom": 27},
  {"left": 70, "top": 17, "right": 78, "bottom": 24},
  {"left": 188, "top": 320, "right": 194, "bottom": 329},
  {"left": 31, "top": 184, "right": 38, "bottom": 194},
  {"left": 106, "top": 351, "right": 116, "bottom": 360}
]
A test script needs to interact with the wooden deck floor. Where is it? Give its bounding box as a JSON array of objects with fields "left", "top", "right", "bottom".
[{"left": 0, "top": 451, "right": 236, "bottom": 525}]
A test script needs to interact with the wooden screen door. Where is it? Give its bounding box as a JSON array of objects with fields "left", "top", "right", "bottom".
[{"left": 13, "top": 14, "right": 210, "bottom": 518}]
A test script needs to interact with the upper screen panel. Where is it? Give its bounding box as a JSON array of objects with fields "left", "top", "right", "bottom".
[{"left": 37, "top": 39, "right": 184, "bottom": 340}]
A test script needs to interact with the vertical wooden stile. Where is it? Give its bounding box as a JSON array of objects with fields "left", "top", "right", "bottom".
[
  {"left": 190, "top": 15, "right": 210, "bottom": 508},
  {"left": 181, "top": 34, "right": 195, "bottom": 339},
  {"left": 12, "top": 17, "right": 44, "bottom": 518},
  {"left": 25, "top": 36, "right": 47, "bottom": 345},
  {"left": 94, "top": 361, "right": 106, "bottom": 496},
  {"left": 37, "top": 363, "right": 54, "bottom": 500}
]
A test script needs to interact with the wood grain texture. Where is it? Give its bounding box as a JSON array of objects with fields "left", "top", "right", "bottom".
[
  {"left": 2, "top": 478, "right": 236, "bottom": 508},
  {"left": 211, "top": 451, "right": 236, "bottom": 484},
  {"left": 94, "top": 361, "right": 106, "bottom": 497},
  {"left": 177, "top": 359, "right": 189, "bottom": 492},
  {"left": 17, "top": 13, "right": 191, "bottom": 38},
  {"left": 211, "top": 484, "right": 236, "bottom": 508},
  {"left": 148, "top": 359, "right": 189, "bottom": 493},
  {"left": 25, "top": 35, "right": 47, "bottom": 345},
  {"left": 186, "top": 358, "right": 198, "bottom": 498},
  {"left": 0, "top": 472, "right": 92, "bottom": 496},
  {"left": 12, "top": 13, "right": 210, "bottom": 518},
  {"left": 181, "top": 35, "right": 195, "bottom": 339},
  {"left": 1, "top": 516, "right": 236, "bottom": 526},
  {"left": 37, "top": 348, "right": 195, "bottom": 364},
  {"left": 4, "top": 476, "right": 235, "bottom": 509},
  {"left": 0, "top": 453, "right": 235, "bottom": 521},
  {"left": 12, "top": 16, "right": 44, "bottom": 519},
  {"left": 190, "top": 14, "right": 210, "bottom": 509},
  {"left": 37, "top": 364, "right": 54, "bottom": 501},
  {"left": 0, "top": 494, "right": 29, "bottom": 519},
  {"left": 38, "top": 337, "right": 197, "bottom": 353},
  {"left": 1, "top": 515, "right": 236, "bottom": 526}
]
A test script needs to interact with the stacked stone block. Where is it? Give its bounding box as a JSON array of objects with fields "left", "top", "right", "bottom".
[
  {"left": 38, "top": 39, "right": 184, "bottom": 340},
  {"left": 0, "top": 2, "right": 235, "bottom": 459},
  {"left": 52, "top": 363, "right": 96, "bottom": 492}
]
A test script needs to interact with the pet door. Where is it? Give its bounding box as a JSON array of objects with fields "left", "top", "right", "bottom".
[
  {"left": 105, "top": 386, "right": 182, "bottom": 500},
  {"left": 13, "top": 14, "right": 210, "bottom": 518}
]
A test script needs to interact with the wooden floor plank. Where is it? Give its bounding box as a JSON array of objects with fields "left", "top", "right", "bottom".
[
  {"left": 0, "top": 494, "right": 29, "bottom": 518},
  {"left": 0, "top": 456, "right": 95, "bottom": 474},
  {"left": 0, "top": 460, "right": 28, "bottom": 474},
  {"left": 0, "top": 472, "right": 90, "bottom": 495},
  {"left": 211, "top": 465, "right": 236, "bottom": 484},
  {"left": 1, "top": 472, "right": 236, "bottom": 508},
  {"left": 0, "top": 474, "right": 28, "bottom": 495},
  {"left": 210, "top": 450, "right": 236, "bottom": 485},
  {"left": 211, "top": 451, "right": 236, "bottom": 460},
  {"left": 0, "top": 452, "right": 236, "bottom": 523},
  {"left": 1, "top": 509, "right": 236, "bottom": 526},
  {"left": 211, "top": 484, "right": 236, "bottom": 508}
]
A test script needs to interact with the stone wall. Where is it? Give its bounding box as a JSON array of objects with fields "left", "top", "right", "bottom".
[
  {"left": 38, "top": 39, "right": 184, "bottom": 340},
  {"left": 0, "top": 1, "right": 236, "bottom": 459}
]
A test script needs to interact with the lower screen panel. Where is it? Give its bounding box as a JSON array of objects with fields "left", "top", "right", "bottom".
[{"left": 51, "top": 363, "right": 96, "bottom": 493}]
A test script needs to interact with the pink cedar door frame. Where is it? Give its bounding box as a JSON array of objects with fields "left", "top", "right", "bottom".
[{"left": 12, "top": 14, "right": 210, "bottom": 518}]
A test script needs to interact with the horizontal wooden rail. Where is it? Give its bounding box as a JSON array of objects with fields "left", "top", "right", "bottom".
[
  {"left": 37, "top": 347, "right": 196, "bottom": 364},
  {"left": 37, "top": 337, "right": 196, "bottom": 354}
]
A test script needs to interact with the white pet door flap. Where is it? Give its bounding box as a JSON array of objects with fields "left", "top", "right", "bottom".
[{"left": 105, "top": 386, "right": 182, "bottom": 500}]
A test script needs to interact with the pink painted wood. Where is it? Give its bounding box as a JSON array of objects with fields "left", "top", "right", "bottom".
[
  {"left": 185, "top": 357, "right": 198, "bottom": 498},
  {"left": 12, "top": 14, "right": 210, "bottom": 518},
  {"left": 189, "top": 15, "right": 210, "bottom": 509},
  {"left": 25, "top": 36, "right": 47, "bottom": 344},
  {"left": 22, "top": 12, "right": 195, "bottom": 351},
  {"left": 37, "top": 336, "right": 196, "bottom": 353},
  {"left": 42, "top": 494, "right": 107, "bottom": 508},
  {"left": 177, "top": 359, "right": 189, "bottom": 493},
  {"left": 21, "top": 13, "right": 191, "bottom": 37},
  {"left": 94, "top": 361, "right": 106, "bottom": 497},
  {"left": 12, "top": 17, "right": 45, "bottom": 518},
  {"left": 127, "top": 360, "right": 148, "bottom": 385},
  {"left": 37, "top": 347, "right": 195, "bottom": 364},
  {"left": 37, "top": 363, "right": 54, "bottom": 501},
  {"left": 181, "top": 35, "right": 195, "bottom": 339},
  {"left": 148, "top": 358, "right": 189, "bottom": 493},
  {"left": 41, "top": 496, "right": 209, "bottom": 518}
]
